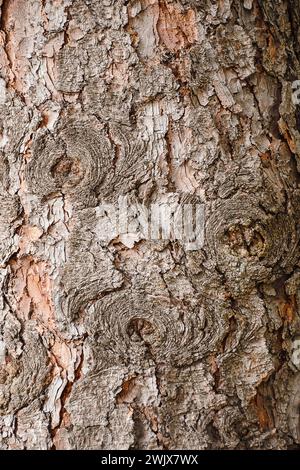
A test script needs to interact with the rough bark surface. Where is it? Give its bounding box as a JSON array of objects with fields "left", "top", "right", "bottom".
[{"left": 0, "top": 0, "right": 300, "bottom": 450}]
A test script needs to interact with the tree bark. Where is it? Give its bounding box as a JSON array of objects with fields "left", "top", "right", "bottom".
[{"left": 0, "top": 0, "right": 299, "bottom": 450}]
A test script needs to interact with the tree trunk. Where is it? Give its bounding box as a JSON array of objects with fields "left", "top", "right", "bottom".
[{"left": 0, "top": 0, "right": 299, "bottom": 450}]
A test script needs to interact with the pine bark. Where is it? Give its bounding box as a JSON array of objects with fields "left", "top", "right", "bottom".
[{"left": 0, "top": 0, "right": 299, "bottom": 450}]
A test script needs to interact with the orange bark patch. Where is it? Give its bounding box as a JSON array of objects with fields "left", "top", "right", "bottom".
[
  {"left": 157, "top": 1, "right": 197, "bottom": 52},
  {"left": 279, "top": 295, "right": 296, "bottom": 323},
  {"left": 278, "top": 119, "right": 297, "bottom": 154},
  {"left": 267, "top": 34, "right": 277, "bottom": 62},
  {"left": 0, "top": 0, "right": 30, "bottom": 95},
  {"left": 10, "top": 256, "right": 56, "bottom": 329},
  {"left": 116, "top": 376, "right": 138, "bottom": 404},
  {"left": 254, "top": 393, "right": 272, "bottom": 431},
  {"left": 259, "top": 151, "right": 272, "bottom": 163}
]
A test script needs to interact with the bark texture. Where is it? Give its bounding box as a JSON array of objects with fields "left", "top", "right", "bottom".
[{"left": 0, "top": 0, "right": 300, "bottom": 450}]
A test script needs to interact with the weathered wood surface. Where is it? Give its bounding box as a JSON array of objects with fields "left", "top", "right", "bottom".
[{"left": 0, "top": 0, "right": 299, "bottom": 449}]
